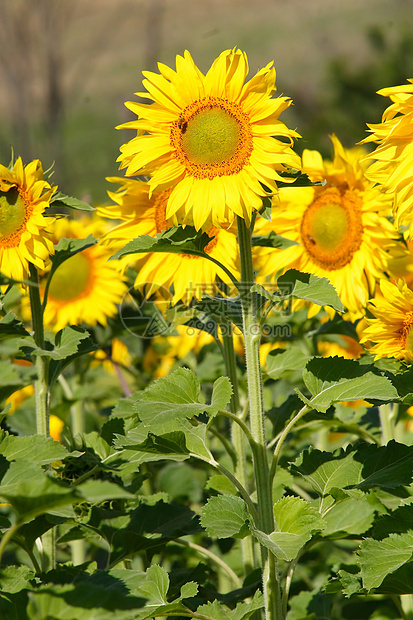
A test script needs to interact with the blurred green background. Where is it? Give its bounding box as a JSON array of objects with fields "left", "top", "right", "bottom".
[{"left": 1, "top": 0, "right": 412, "bottom": 205}]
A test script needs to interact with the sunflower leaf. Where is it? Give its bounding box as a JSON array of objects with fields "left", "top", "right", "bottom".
[
  {"left": 251, "top": 497, "right": 325, "bottom": 561},
  {"left": 132, "top": 368, "right": 227, "bottom": 433},
  {"left": 302, "top": 357, "right": 398, "bottom": 412},
  {"left": 109, "top": 226, "right": 212, "bottom": 260},
  {"left": 277, "top": 270, "right": 345, "bottom": 312},
  {"left": 359, "top": 532, "right": 413, "bottom": 590},
  {"left": 201, "top": 495, "right": 250, "bottom": 538},
  {"left": 50, "top": 191, "right": 94, "bottom": 212},
  {"left": 0, "top": 312, "right": 30, "bottom": 341},
  {"left": 252, "top": 231, "right": 298, "bottom": 249}
]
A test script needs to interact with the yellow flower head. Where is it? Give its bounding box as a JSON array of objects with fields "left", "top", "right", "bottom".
[
  {"left": 0, "top": 157, "right": 55, "bottom": 281},
  {"left": 117, "top": 48, "right": 301, "bottom": 230},
  {"left": 361, "top": 279, "right": 413, "bottom": 362},
  {"left": 254, "top": 135, "right": 405, "bottom": 320},
  {"left": 318, "top": 335, "right": 363, "bottom": 359},
  {"left": 42, "top": 216, "right": 128, "bottom": 331},
  {"left": 100, "top": 178, "right": 240, "bottom": 304},
  {"left": 361, "top": 80, "right": 413, "bottom": 236}
]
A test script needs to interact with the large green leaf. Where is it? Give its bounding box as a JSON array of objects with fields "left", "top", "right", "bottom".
[
  {"left": 0, "top": 312, "right": 30, "bottom": 341},
  {"left": 322, "top": 492, "right": 377, "bottom": 536},
  {"left": 291, "top": 447, "right": 363, "bottom": 496},
  {"left": 133, "top": 369, "right": 231, "bottom": 433},
  {"left": 50, "top": 191, "right": 94, "bottom": 212},
  {"left": 110, "top": 226, "right": 213, "bottom": 261},
  {"left": 0, "top": 434, "right": 68, "bottom": 466},
  {"left": 265, "top": 347, "right": 311, "bottom": 380},
  {"left": 251, "top": 231, "right": 298, "bottom": 249},
  {"left": 0, "top": 460, "right": 76, "bottom": 521},
  {"left": 292, "top": 442, "right": 413, "bottom": 498},
  {"left": 278, "top": 269, "right": 345, "bottom": 312},
  {"left": 252, "top": 496, "right": 324, "bottom": 561},
  {"left": 302, "top": 357, "right": 398, "bottom": 412},
  {"left": 139, "top": 565, "right": 169, "bottom": 605},
  {"left": 359, "top": 531, "right": 413, "bottom": 590},
  {"left": 201, "top": 495, "right": 250, "bottom": 538}
]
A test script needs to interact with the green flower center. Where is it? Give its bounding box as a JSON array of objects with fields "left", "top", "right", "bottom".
[
  {"left": 170, "top": 97, "right": 253, "bottom": 179},
  {"left": 301, "top": 188, "right": 363, "bottom": 270},
  {"left": 306, "top": 202, "right": 349, "bottom": 251},
  {"left": 0, "top": 188, "right": 26, "bottom": 240},
  {"left": 48, "top": 252, "right": 92, "bottom": 301},
  {"left": 182, "top": 107, "right": 241, "bottom": 166}
]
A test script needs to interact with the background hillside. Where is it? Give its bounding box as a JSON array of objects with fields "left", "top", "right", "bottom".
[{"left": 1, "top": 0, "right": 412, "bottom": 202}]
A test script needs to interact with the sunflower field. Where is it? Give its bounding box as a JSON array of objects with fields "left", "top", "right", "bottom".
[{"left": 2, "top": 46, "right": 413, "bottom": 620}]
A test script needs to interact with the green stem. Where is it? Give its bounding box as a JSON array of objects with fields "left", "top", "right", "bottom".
[
  {"left": 28, "top": 262, "right": 55, "bottom": 571},
  {"left": 0, "top": 521, "right": 20, "bottom": 563},
  {"left": 401, "top": 594, "right": 413, "bottom": 620},
  {"left": 222, "top": 327, "right": 256, "bottom": 574},
  {"left": 237, "top": 217, "right": 281, "bottom": 620},
  {"left": 270, "top": 405, "right": 311, "bottom": 483},
  {"left": 379, "top": 403, "right": 395, "bottom": 445}
]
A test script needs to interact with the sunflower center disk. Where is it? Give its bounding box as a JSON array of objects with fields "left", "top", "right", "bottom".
[
  {"left": 301, "top": 192, "right": 363, "bottom": 270},
  {"left": 0, "top": 188, "right": 26, "bottom": 240},
  {"left": 48, "top": 252, "right": 92, "bottom": 301},
  {"left": 182, "top": 107, "right": 241, "bottom": 166}
]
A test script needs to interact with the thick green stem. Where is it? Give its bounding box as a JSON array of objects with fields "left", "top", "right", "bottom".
[
  {"left": 379, "top": 403, "right": 395, "bottom": 445},
  {"left": 222, "top": 327, "right": 256, "bottom": 573},
  {"left": 237, "top": 217, "right": 282, "bottom": 619},
  {"left": 28, "top": 262, "right": 55, "bottom": 571}
]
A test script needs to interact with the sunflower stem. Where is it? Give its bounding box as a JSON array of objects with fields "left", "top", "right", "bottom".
[
  {"left": 236, "top": 217, "right": 282, "bottom": 620},
  {"left": 379, "top": 403, "right": 395, "bottom": 445},
  {"left": 28, "top": 263, "right": 56, "bottom": 571},
  {"left": 222, "top": 326, "right": 256, "bottom": 574}
]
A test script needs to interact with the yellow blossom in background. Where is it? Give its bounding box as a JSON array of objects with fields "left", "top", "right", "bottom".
[
  {"left": 92, "top": 338, "right": 132, "bottom": 375},
  {"left": 117, "top": 48, "right": 301, "bottom": 230},
  {"left": 361, "top": 80, "right": 413, "bottom": 236},
  {"left": 360, "top": 279, "right": 413, "bottom": 362},
  {"left": 5, "top": 384, "right": 34, "bottom": 413},
  {"left": 143, "top": 325, "right": 215, "bottom": 378},
  {"left": 41, "top": 216, "right": 128, "bottom": 331},
  {"left": 100, "top": 179, "right": 240, "bottom": 304},
  {"left": 50, "top": 415, "right": 64, "bottom": 443},
  {"left": 254, "top": 135, "right": 405, "bottom": 320},
  {"left": 317, "top": 335, "right": 363, "bottom": 359},
  {"left": 0, "top": 157, "right": 55, "bottom": 281}
]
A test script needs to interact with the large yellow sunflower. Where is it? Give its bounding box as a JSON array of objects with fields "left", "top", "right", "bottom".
[
  {"left": 42, "top": 216, "right": 128, "bottom": 331},
  {"left": 0, "top": 157, "right": 55, "bottom": 281},
  {"left": 100, "top": 178, "right": 240, "bottom": 304},
  {"left": 361, "top": 80, "right": 413, "bottom": 235},
  {"left": 117, "top": 48, "right": 301, "bottom": 230},
  {"left": 360, "top": 279, "right": 413, "bottom": 362},
  {"left": 254, "top": 135, "right": 405, "bottom": 320}
]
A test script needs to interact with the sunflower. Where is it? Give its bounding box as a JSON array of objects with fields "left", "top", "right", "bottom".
[
  {"left": 317, "top": 335, "right": 363, "bottom": 359},
  {"left": 361, "top": 80, "right": 413, "bottom": 236},
  {"left": 0, "top": 157, "right": 55, "bottom": 281},
  {"left": 360, "top": 279, "right": 413, "bottom": 362},
  {"left": 42, "top": 216, "right": 128, "bottom": 331},
  {"left": 117, "top": 48, "right": 301, "bottom": 230},
  {"left": 100, "top": 178, "right": 240, "bottom": 304},
  {"left": 254, "top": 135, "right": 405, "bottom": 320}
]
